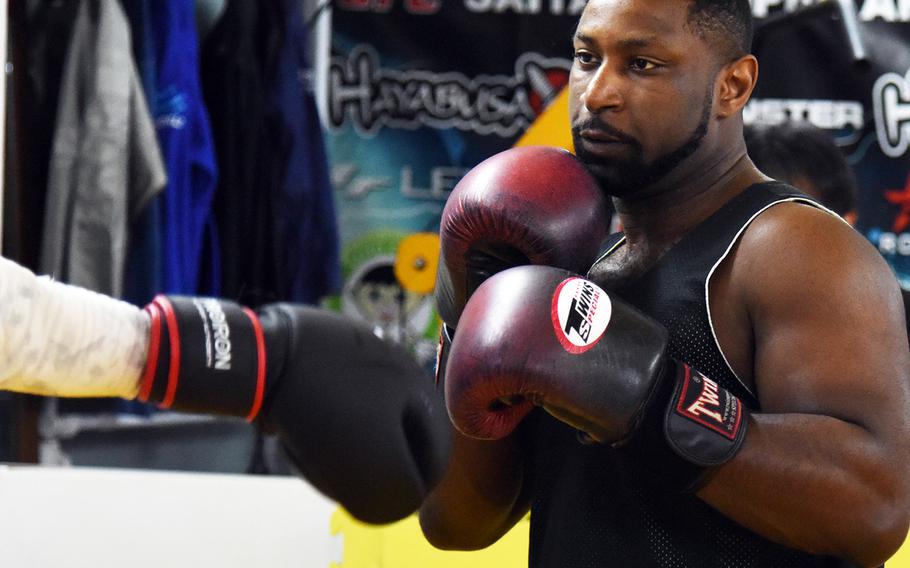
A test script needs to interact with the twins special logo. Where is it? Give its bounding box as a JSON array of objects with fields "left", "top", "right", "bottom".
[
  {"left": 551, "top": 277, "right": 611, "bottom": 354},
  {"left": 675, "top": 367, "right": 740, "bottom": 439},
  {"left": 873, "top": 69, "right": 910, "bottom": 158},
  {"left": 328, "top": 45, "right": 570, "bottom": 137}
]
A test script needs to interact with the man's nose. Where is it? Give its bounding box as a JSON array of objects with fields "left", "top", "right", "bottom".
[{"left": 581, "top": 63, "right": 623, "bottom": 114}]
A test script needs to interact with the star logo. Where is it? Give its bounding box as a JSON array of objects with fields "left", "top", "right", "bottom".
[{"left": 884, "top": 173, "right": 910, "bottom": 232}]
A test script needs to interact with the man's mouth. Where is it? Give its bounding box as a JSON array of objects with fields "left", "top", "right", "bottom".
[{"left": 579, "top": 129, "right": 626, "bottom": 143}]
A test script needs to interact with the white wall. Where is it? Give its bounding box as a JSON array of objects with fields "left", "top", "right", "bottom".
[{"left": 0, "top": 465, "right": 342, "bottom": 567}]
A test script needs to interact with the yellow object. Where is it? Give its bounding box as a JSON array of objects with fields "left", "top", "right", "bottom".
[
  {"left": 514, "top": 86, "right": 574, "bottom": 153},
  {"left": 331, "top": 509, "right": 529, "bottom": 568},
  {"left": 888, "top": 537, "right": 910, "bottom": 567},
  {"left": 394, "top": 232, "right": 441, "bottom": 295},
  {"left": 327, "top": 506, "right": 910, "bottom": 567}
]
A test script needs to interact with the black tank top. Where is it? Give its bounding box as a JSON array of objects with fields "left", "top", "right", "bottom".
[{"left": 525, "top": 182, "right": 859, "bottom": 568}]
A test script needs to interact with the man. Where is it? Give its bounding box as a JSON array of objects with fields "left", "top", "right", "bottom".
[{"left": 420, "top": 1, "right": 910, "bottom": 567}]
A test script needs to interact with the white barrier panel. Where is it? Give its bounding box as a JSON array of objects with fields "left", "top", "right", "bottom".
[{"left": 0, "top": 465, "right": 342, "bottom": 568}]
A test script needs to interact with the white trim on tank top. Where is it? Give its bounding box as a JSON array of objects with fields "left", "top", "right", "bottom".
[
  {"left": 704, "top": 197, "right": 846, "bottom": 399},
  {"left": 588, "top": 196, "right": 846, "bottom": 400}
]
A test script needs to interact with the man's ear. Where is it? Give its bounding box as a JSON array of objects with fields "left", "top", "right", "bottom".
[{"left": 715, "top": 55, "right": 758, "bottom": 119}]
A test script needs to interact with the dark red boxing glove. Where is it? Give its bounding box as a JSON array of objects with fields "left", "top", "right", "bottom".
[
  {"left": 434, "top": 146, "right": 610, "bottom": 384},
  {"left": 139, "top": 296, "right": 451, "bottom": 524},
  {"left": 435, "top": 146, "right": 610, "bottom": 328},
  {"left": 445, "top": 265, "right": 748, "bottom": 491}
]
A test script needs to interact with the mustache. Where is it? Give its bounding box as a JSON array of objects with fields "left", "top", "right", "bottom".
[{"left": 571, "top": 118, "right": 639, "bottom": 146}]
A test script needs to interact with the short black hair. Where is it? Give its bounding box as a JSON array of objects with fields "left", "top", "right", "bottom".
[
  {"left": 686, "top": 0, "right": 754, "bottom": 60},
  {"left": 744, "top": 123, "right": 858, "bottom": 216}
]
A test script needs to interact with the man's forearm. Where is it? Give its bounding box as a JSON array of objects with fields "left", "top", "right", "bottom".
[
  {"left": 420, "top": 427, "right": 530, "bottom": 551},
  {"left": 699, "top": 413, "right": 909, "bottom": 567}
]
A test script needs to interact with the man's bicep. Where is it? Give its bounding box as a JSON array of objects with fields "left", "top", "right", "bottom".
[{"left": 746, "top": 211, "right": 910, "bottom": 425}]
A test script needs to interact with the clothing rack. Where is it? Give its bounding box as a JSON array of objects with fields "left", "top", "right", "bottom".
[{"left": 4, "top": 0, "right": 336, "bottom": 468}]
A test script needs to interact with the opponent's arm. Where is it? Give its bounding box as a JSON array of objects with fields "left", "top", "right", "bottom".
[
  {"left": 698, "top": 204, "right": 910, "bottom": 566},
  {"left": 0, "top": 256, "right": 451, "bottom": 525},
  {"left": 0, "top": 255, "right": 148, "bottom": 399}
]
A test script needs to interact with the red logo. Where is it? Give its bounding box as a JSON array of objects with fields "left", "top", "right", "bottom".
[
  {"left": 674, "top": 366, "right": 742, "bottom": 440},
  {"left": 885, "top": 173, "right": 910, "bottom": 232}
]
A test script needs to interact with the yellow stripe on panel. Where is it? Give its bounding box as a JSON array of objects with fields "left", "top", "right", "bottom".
[{"left": 514, "top": 87, "right": 574, "bottom": 152}]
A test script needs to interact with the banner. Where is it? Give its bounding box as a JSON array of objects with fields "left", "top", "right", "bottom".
[
  {"left": 748, "top": 0, "right": 910, "bottom": 288},
  {"left": 328, "top": 1, "right": 910, "bottom": 300},
  {"left": 326, "top": 1, "right": 581, "bottom": 363}
]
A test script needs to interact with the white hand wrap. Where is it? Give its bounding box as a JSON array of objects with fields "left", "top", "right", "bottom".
[{"left": 0, "top": 257, "right": 148, "bottom": 399}]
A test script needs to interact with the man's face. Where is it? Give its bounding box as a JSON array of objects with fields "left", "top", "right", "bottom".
[{"left": 569, "top": 0, "right": 721, "bottom": 196}]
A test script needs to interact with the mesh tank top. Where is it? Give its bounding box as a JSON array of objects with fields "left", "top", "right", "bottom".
[{"left": 525, "top": 182, "right": 859, "bottom": 568}]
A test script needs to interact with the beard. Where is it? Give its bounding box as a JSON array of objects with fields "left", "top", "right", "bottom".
[{"left": 572, "top": 86, "right": 714, "bottom": 197}]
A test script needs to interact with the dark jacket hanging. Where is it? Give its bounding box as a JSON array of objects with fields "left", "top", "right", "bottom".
[{"left": 200, "top": 0, "right": 285, "bottom": 308}]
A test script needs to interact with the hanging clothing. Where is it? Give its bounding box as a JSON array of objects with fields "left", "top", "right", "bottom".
[
  {"left": 4, "top": 0, "right": 30, "bottom": 266},
  {"left": 121, "top": 0, "right": 163, "bottom": 306},
  {"left": 270, "top": 0, "right": 340, "bottom": 304},
  {"left": 40, "top": 0, "right": 166, "bottom": 297},
  {"left": 149, "top": 0, "right": 220, "bottom": 296},
  {"left": 200, "top": 0, "right": 284, "bottom": 307},
  {"left": 201, "top": 0, "right": 340, "bottom": 307},
  {"left": 15, "top": 0, "right": 80, "bottom": 270}
]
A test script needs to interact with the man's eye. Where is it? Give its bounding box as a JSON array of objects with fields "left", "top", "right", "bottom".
[
  {"left": 630, "top": 58, "right": 657, "bottom": 71},
  {"left": 574, "top": 51, "right": 597, "bottom": 66}
]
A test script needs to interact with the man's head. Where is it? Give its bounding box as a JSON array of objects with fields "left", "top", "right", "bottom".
[
  {"left": 745, "top": 123, "right": 858, "bottom": 223},
  {"left": 569, "top": 0, "right": 757, "bottom": 197}
]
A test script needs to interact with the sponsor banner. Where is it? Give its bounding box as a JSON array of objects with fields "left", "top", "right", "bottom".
[
  {"left": 328, "top": 2, "right": 577, "bottom": 364},
  {"left": 749, "top": 0, "right": 910, "bottom": 287},
  {"left": 752, "top": 0, "right": 910, "bottom": 21},
  {"left": 328, "top": 0, "right": 910, "bottom": 347}
]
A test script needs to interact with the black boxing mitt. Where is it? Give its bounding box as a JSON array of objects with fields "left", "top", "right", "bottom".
[{"left": 140, "top": 296, "right": 452, "bottom": 523}]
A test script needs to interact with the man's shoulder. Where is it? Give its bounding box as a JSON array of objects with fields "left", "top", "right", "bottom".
[
  {"left": 733, "top": 200, "right": 894, "bottom": 310},
  {"left": 739, "top": 199, "right": 855, "bottom": 254}
]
